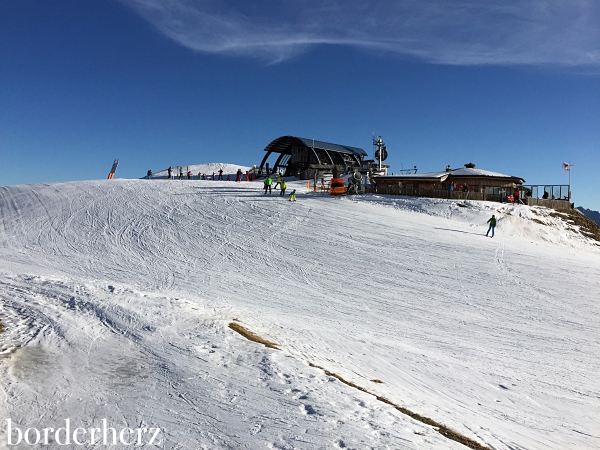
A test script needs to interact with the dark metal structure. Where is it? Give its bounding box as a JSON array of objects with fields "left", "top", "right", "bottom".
[{"left": 259, "top": 136, "right": 367, "bottom": 179}]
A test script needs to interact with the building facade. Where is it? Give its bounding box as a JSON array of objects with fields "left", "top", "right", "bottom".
[{"left": 374, "top": 163, "right": 525, "bottom": 194}]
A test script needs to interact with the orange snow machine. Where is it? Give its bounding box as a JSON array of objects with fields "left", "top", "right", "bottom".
[{"left": 330, "top": 178, "right": 346, "bottom": 196}]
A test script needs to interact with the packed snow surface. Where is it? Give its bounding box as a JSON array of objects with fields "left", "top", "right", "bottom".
[{"left": 0, "top": 174, "right": 598, "bottom": 449}]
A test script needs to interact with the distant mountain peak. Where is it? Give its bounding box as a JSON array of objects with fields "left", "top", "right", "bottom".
[{"left": 577, "top": 207, "right": 600, "bottom": 227}]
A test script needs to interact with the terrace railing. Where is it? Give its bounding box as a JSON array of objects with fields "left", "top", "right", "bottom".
[
  {"left": 363, "top": 185, "right": 573, "bottom": 210},
  {"left": 525, "top": 198, "right": 573, "bottom": 210},
  {"left": 364, "top": 186, "right": 503, "bottom": 202}
]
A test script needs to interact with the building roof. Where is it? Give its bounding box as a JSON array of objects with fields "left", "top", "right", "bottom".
[
  {"left": 382, "top": 172, "right": 450, "bottom": 180},
  {"left": 264, "top": 136, "right": 367, "bottom": 158},
  {"left": 448, "top": 167, "right": 523, "bottom": 179}
]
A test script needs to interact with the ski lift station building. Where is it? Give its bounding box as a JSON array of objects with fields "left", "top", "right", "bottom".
[{"left": 259, "top": 136, "right": 367, "bottom": 179}]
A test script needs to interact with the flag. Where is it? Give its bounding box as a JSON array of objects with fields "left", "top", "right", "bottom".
[{"left": 562, "top": 162, "right": 572, "bottom": 171}]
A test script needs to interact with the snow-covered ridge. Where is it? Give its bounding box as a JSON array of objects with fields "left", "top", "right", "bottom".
[
  {"left": 150, "top": 162, "right": 252, "bottom": 178},
  {"left": 345, "top": 194, "right": 600, "bottom": 251},
  {"left": 0, "top": 178, "right": 598, "bottom": 449}
]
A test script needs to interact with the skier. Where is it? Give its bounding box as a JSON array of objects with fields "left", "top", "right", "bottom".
[
  {"left": 486, "top": 214, "right": 497, "bottom": 237},
  {"left": 280, "top": 180, "right": 287, "bottom": 197},
  {"left": 167, "top": 167, "right": 172, "bottom": 179},
  {"left": 264, "top": 175, "right": 273, "bottom": 194},
  {"left": 187, "top": 170, "right": 192, "bottom": 180},
  {"left": 274, "top": 174, "right": 282, "bottom": 189},
  {"left": 218, "top": 168, "right": 224, "bottom": 180},
  {"left": 235, "top": 169, "right": 242, "bottom": 182},
  {"left": 513, "top": 189, "right": 520, "bottom": 204},
  {"left": 179, "top": 168, "right": 183, "bottom": 180},
  {"left": 147, "top": 169, "right": 152, "bottom": 179},
  {"left": 289, "top": 189, "right": 296, "bottom": 202},
  {"left": 245, "top": 171, "right": 250, "bottom": 182}
]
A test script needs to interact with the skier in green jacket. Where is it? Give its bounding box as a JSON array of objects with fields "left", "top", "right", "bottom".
[
  {"left": 279, "top": 180, "right": 287, "bottom": 197},
  {"left": 486, "top": 214, "right": 497, "bottom": 237},
  {"left": 264, "top": 176, "right": 273, "bottom": 194}
]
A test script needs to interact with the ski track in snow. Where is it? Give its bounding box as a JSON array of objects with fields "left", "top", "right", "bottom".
[{"left": 0, "top": 179, "right": 598, "bottom": 449}]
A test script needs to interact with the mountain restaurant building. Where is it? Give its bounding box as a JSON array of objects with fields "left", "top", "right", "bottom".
[{"left": 373, "top": 163, "right": 525, "bottom": 195}]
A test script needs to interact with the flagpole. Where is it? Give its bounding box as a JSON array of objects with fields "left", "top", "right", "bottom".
[
  {"left": 563, "top": 162, "right": 573, "bottom": 200},
  {"left": 569, "top": 161, "right": 571, "bottom": 200}
]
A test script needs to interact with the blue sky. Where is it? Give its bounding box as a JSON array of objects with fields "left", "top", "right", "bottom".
[{"left": 1, "top": 0, "right": 599, "bottom": 209}]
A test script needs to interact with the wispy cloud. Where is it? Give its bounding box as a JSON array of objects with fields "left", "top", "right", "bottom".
[{"left": 120, "top": 0, "right": 600, "bottom": 66}]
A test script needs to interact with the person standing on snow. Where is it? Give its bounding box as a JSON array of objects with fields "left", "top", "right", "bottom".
[
  {"left": 274, "top": 174, "right": 282, "bottom": 189},
  {"left": 218, "top": 168, "right": 224, "bottom": 180},
  {"left": 179, "top": 168, "right": 184, "bottom": 180},
  {"left": 236, "top": 169, "right": 242, "bottom": 182},
  {"left": 513, "top": 189, "right": 520, "bottom": 204},
  {"left": 486, "top": 214, "right": 497, "bottom": 237},
  {"left": 147, "top": 169, "right": 152, "bottom": 179},
  {"left": 167, "top": 167, "right": 172, "bottom": 179},
  {"left": 289, "top": 189, "right": 296, "bottom": 202},
  {"left": 280, "top": 180, "right": 287, "bottom": 197},
  {"left": 264, "top": 175, "right": 273, "bottom": 194}
]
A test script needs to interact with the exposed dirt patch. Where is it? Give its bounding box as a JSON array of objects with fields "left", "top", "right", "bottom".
[
  {"left": 549, "top": 210, "right": 600, "bottom": 243},
  {"left": 229, "top": 323, "right": 490, "bottom": 449},
  {"left": 228, "top": 322, "right": 280, "bottom": 350},
  {"left": 308, "top": 363, "right": 490, "bottom": 450}
]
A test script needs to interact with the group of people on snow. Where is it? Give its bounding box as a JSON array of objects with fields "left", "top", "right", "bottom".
[
  {"left": 263, "top": 175, "right": 296, "bottom": 201},
  {"left": 147, "top": 168, "right": 298, "bottom": 201},
  {"left": 161, "top": 167, "right": 257, "bottom": 182},
  {"left": 163, "top": 167, "right": 187, "bottom": 180}
]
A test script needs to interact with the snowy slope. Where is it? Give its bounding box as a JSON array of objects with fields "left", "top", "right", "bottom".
[{"left": 0, "top": 178, "right": 598, "bottom": 449}]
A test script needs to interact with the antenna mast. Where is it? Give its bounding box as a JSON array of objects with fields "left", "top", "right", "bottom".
[{"left": 373, "top": 134, "right": 388, "bottom": 175}]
